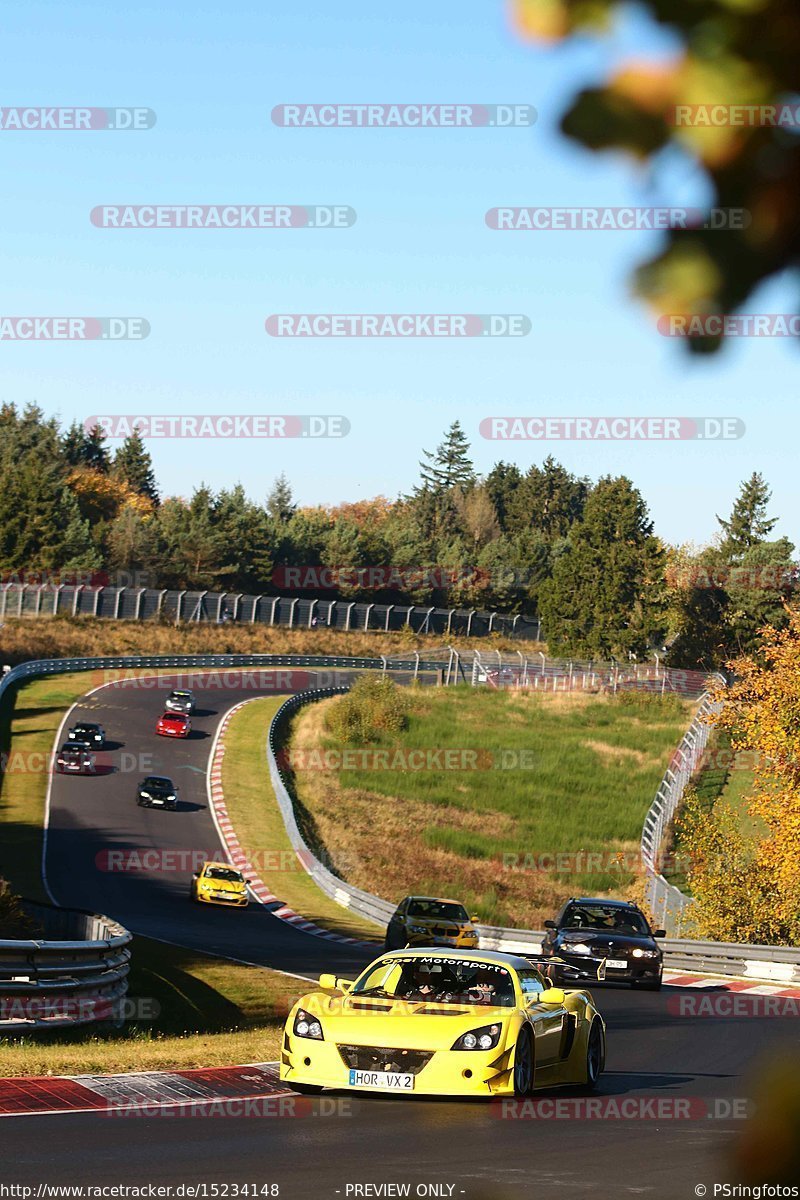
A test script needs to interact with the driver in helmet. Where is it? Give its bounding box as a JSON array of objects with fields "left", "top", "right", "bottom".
[{"left": 402, "top": 961, "right": 441, "bottom": 1001}]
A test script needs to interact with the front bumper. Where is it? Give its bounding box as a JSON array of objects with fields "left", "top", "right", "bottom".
[
  {"left": 550, "top": 953, "right": 661, "bottom": 984},
  {"left": 157, "top": 727, "right": 188, "bottom": 737},
  {"left": 280, "top": 1036, "right": 515, "bottom": 1097},
  {"left": 196, "top": 889, "right": 248, "bottom": 907}
]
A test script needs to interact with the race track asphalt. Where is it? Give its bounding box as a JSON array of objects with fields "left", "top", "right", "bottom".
[{"left": 2, "top": 671, "right": 791, "bottom": 1197}]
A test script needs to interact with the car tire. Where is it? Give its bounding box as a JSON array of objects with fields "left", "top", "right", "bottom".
[
  {"left": 513, "top": 1028, "right": 534, "bottom": 1098},
  {"left": 584, "top": 1020, "right": 604, "bottom": 1090}
]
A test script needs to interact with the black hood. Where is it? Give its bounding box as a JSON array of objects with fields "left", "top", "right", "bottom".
[{"left": 558, "top": 931, "right": 658, "bottom": 953}]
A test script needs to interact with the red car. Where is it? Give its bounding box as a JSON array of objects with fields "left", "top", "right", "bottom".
[{"left": 156, "top": 712, "right": 191, "bottom": 738}]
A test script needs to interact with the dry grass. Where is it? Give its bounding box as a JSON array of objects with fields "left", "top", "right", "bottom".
[
  {"left": 285, "top": 687, "right": 693, "bottom": 928},
  {"left": 0, "top": 616, "right": 535, "bottom": 668}
]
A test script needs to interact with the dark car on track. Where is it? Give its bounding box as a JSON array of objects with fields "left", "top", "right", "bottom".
[
  {"left": 136, "top": 776, "right": 179, "bottom": 810},
  {"left": 540, "top": 897, "right": 665, "bottom": 990},
  {"left": 164, "top": 689, "right": 196, "bottom": 715},
  {"left": 55, "top": 740, "right": 96, "bottom": 775},
  {"left": 67, "top": 721, "right": 105, "bottom": 748}
]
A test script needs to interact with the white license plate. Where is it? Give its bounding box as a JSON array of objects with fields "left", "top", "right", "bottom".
[
  {"left": 606, "top": 959, "right": 628, "bottom": 970},
  {"left": 348, "top": 1069, "right": 414, "bottom": 1091},
  {"left": 151, "top": 798, "right": 164, "bottom": 805}
]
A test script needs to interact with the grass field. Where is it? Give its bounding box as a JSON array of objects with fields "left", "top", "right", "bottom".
[
  {"left": 285, "top": 685, "right": 694, "bottom": 928},
  {"left": 665, "top": 729, "right": 759, "bottom": 893},
  {"left": 219, "top": 698, "right": 379, "bottom": 941}
]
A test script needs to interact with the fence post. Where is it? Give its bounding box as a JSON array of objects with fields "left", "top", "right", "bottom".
[
  {"left": 287, "top": 598, "right": 298, "bottom": 628},
  {"left": 93, "top": 587, "right": 102, "bottom": 617},
  {"left": 135, "top": 588, "right": 146, "bottom": 620},
  {"left": 384, "top": 604, "right": 393, "bottom": 632},
  {"left": 269, "top": 596, "right": 279, "bottom": 625},
  {"left": 364, "top": 603, "right": 374, "bottom": 631},
  {"left": 114, "top": 588, "right": 124, "bottom": 619},
  {"left": 175, "top": 590, "right": 186, "bottom": 625},
  {"left": 53, "top": 584, "right": 63, "bottom": 615},
  {"left": 413, "top": 651, "right": 420, "bottom": 682},
  {"left": 345, "top": 602, "right": 355, "bottom": 631},
  {"left": 466, "top": 609, "right": 476, "bottom": 637}
]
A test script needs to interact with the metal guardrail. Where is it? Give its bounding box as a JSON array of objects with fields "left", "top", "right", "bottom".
[
  {"left": 642, "top": 676, "right": 727, "bottom": 936},
  {"left": 0, "top": 901, "right": 132, "bottom": 1034},
  {"left": 0, "top": 581, "right": 543, "bottom": 641},
  {"left": 266, "top": 682, "right": 800, "bottom": 983}
]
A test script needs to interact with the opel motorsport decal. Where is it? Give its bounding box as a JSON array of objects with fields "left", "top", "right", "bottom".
[{"left": 382, "top": 957, "right": 510, "bottom": 973}]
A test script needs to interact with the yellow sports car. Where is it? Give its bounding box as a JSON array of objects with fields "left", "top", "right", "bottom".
[
  {"left": 384, "top": 895, "right": 480, "bottom": 951},
  {"left": 189, "top": 861, "right": 249, "bottom": 907},
  {"left": 280, "top": 947, "right": 605, "bottom": 1098}
]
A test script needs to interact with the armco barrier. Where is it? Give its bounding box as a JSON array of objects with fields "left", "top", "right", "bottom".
[
  {"left": 0, "top": 900, "right": 132, "bottom": 1034},
  {"left": 266, "top": 685, "right": 800, "bottom": 984}
]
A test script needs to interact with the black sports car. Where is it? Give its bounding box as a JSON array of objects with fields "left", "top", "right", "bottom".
[
  {"left": 56, "top": 740, "right": 96, "bottom": 775},
  {"left": 136, "top": 775, "right": 179, "bottom": 810},
  {"left": 67, "top": 721, "right": 106, "bottom": 748},
  {"left": 540, "top": 897, "right": 665, "bottom": 990}
]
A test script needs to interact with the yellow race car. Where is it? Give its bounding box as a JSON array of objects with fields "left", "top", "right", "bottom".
[
  {"left": 384, "top": 895, "right": 480, "bottom": 951},
  {"left": 189, "top": 861, "right": 249, "bottom": 907},
  {"left": 280, "top": 947, "right": 605, "bottom": 1098}
]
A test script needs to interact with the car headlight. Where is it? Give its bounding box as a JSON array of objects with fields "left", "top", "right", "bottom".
[
  {"left": 407, "top": 925, "right": 429, "bottom": 934},
  {"left": 293, "top": 1009, "right": 323, "bottom": 1040},
  {"left": 564, "top": 942, "right": 591, "bottom": 955},
  {"left": 632, "top": 948, "right": 659, "bottom": 958},
  {"left": 451, "top": 1023, "right": 502, "bottom": 1051}
]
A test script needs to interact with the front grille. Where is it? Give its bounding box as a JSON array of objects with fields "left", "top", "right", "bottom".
[
  {"left": 431, "top": 925, "right": 459, "bottom": 937},
  {"left": 337, "top": 1045, "right": 433, "bottom": 1075}
]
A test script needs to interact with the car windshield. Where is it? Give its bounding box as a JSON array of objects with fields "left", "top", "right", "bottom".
[
  {"left": 406, "top": 900, "right": 470, "bottom": 922},
  {"left": 352, "top": 958, "right": 515, "bottom": 1006},
  {"left": 143, "top": 778, "right": 172, "bottom": 790},
  {"left": 171, "top": 692, "right": 191, "bottom": 700},
  {"left": 205, "top": 867, "right": 244, "bottom": 883},
  {"left": 562, "top": 905, "right": 650, "bottom": 936},
  {"left": 163, "top": 713, "right": 185, "bottom": 720}
]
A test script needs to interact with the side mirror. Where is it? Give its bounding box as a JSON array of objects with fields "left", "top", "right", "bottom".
[
  {"left": 318, "top": 973, "right": 338, "bottom": 990},
  {"left": 539, "top": 987, "right": 566, "bottom": 1005},
  {"left": 544, "top": 920, "right": 557, "bottom": 930},
  {"left": 653, "top": 929, "right": 666, "bottom": 939},
  {"left": 470, "top": 915, "right": 480, "bottom": 923}
]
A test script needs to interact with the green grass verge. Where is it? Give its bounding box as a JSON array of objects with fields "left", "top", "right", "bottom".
[
  {"left": 665, "top": 728, "right": 759, "bottom": 893},
  {"left": 219, "top": 698, "right": 380, "bottom": 941},
  {"left": 286, "top": 685, "right": 694, "bottom": 928}
]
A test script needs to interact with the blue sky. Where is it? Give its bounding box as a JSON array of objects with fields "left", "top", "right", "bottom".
[{"left": 1, "top": 0, "right": 796, "bottom": 549}]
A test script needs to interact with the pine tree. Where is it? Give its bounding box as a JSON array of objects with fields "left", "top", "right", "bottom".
[
  {"left": 539, "top": 476, "right": 665, "bottom": 657},
  {"left": 83, "top": 424, "right": 111, "bottom": 473},
  {"left": 62, "top": 420, "right": 88, "bottom": 467},
  {"left": 112, "top": 428, "right": 160, "bottom": 505},
  {"left": 717, "top": 473, "right": 777, "bottom": 559},
  {"left": 266, "top": 473, "right": 296, "bottom": 524},
  {"left": 416, "top": 421, "right": 475, "bottom": 493}
]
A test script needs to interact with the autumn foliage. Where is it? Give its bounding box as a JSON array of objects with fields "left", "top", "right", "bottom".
[{"left": 678, "top": 605, "right": 800, "bottom": 943}]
